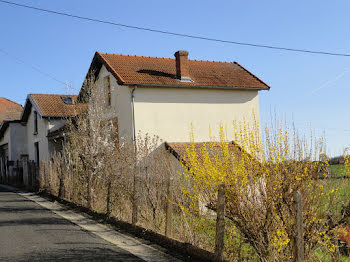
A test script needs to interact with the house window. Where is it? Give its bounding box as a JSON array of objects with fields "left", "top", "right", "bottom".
[
  {"left": 34, "top": 142, "right": 39, "bottom": 167},
  {"left": 104, "top": 76, "right": 111, "bottom": 107},
  {"left": 34, "top": 111, "right": 38, "bottom": 134}
]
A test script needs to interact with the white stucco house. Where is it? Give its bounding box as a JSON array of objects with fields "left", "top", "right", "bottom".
[
  {"left": 0, "top": 94, "right": 87, "bottom": 183},
  {"left": 0, "top": 98, "right": 24, "bottom": 183},
  {"left": 20, "top": 94, "right": 87, "bottom": 165},
  {"left": 1, "top": 50, "right": 270, "bottom": 184},
  {"left": 78, "top": 50, "right": 270, "bottom": 151}
]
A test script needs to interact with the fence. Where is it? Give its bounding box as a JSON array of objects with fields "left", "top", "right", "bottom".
[
  {"left": 0, "top": 156, "right": 312, "bottom": 261},
  {"left": 0, "top": 154, "right": 329, "bottom": 262},
  {"left": 0, "top": 160, "right": 39, "bottom": 190},
  {"left": 37, "top": 160, "right": 309, "bottom": 262}
]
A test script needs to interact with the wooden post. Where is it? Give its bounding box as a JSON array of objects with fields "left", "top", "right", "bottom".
[
  {"left": 36, "top": 162, "right": 40, "bottom": 191},
  {"left": 132, "top": 167, "right": 140, "bottom": 225},
  {"left": 31, "top": 161, "right": 36, "bottom": 189},
  {"left": 42, "top": 162, "right": 46, "bottom": 191},
  {"left": 106, "top": 177, "right": 112, "bottom": 217},
  {"left": 28, "top": 161, "right": 32, "bottom": 189},
  {"left": 165, "top": 171, "right": 173, "bottom": 238},
  {"left": 5, "top": 160, "right": 8, "bottom": 184},
  {"left": 293, "top": 191, "right": 304, "bottom": 262},
  {"left": 215, "top": 184, "right": 225, "bottom": 261},
  {"left": 31, "top": 162, "right": 35, "bottom": 190},
  {"left": 16, "top": 160, "right": 19, "bottom": 185},
  {"left": 23, "top": 160, "right": 28, "bottom": 187},
  {"left": 58, "top": 174, "right": 65, "bottom": 199}
]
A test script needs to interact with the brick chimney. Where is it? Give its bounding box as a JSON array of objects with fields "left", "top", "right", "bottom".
[{"left": 174, "top": 50, "right": 191, "bottom": 81}]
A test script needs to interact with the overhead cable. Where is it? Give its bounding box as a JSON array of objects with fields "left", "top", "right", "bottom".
[{"left": 1, "top": 0, "right": 350, "bottom": 57}]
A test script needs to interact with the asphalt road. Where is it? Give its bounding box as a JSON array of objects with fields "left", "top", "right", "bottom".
[{"left": 0, "top": 186, "right": 159, "bottom": 261}]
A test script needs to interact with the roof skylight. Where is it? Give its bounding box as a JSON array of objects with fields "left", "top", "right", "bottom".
[{"left": 61, "top": 96, "right": 74, "bottom": 104}]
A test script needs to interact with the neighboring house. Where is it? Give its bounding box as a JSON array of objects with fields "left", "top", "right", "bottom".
[
  {"left": 20, "top": 94, "right": 87, "bottom": 166},
  {"left": 79, "top": 50, "right": 270, "bottom": 145},
  {"left": 0, "top": 94, "right": 87, "bottom": 183},
  {"left": 0, "top": 97, "right": 23, "bottom": 124},
  {"left": 0, "top": 98, "right": 24, "bottom": 182}
]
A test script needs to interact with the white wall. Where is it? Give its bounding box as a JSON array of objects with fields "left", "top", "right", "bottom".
[
  {"left": 0, "top": 123, "right": 27, "bottom": 178},
  {"left": 0, "top": 127, "right": 11, "bottom": 155},
  {"left": 95, "top": 66, "right": 261, "bottom": 144},
  {"left": 133, "top": 87, "right": 260, "bottom": 143},
  {"left": 26, "top": 106, "right": 65, "bottom": 162},
  {"left": 9, "top": 122, "right": 27, "bottom": 161},
  {"left": 0, "top": 108, "right": 66, "bottom": 165},
  {"left": 94, "top": 66, "right": 133, "bottom": 141},
  {"left": 26, "top": 106, "right": 47, "bottom": 162}
]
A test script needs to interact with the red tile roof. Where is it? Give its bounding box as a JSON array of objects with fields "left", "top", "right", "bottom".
[
  {"left": 0, "top": 97, "right": 23, "bottom": 124},
  {"left": 165, "top": 141, "right": 262, "bottom": 178},
  {"left": 24, "top": 94, "right": 88, "bottom": 119},
  {"left": 47, "top": 124, "right": 68, "bottom": 139},
  {"left": 93, "top": 52, "right": 270, "bottom": 90},
  {"left": 165, "top": 141, "right": 243, "bottom": 166}
]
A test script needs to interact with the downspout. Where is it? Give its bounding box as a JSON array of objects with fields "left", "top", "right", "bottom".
[
  {"left": 131, "top": 86, "right": 137, "bottom": 145},
  {"left": 131, "top": 85, "right": 138, "bottom": 225}
]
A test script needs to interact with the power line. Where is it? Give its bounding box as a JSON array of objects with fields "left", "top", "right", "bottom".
[
  {"left": 1, "top": 0, "right": 350, "bottom": 57},
  {"left": 0, "top": 47, "right": 67, "bottom": 86}
]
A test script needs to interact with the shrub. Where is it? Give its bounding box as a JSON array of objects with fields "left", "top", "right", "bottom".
[{"left": 179, "top": 121, "right": 350, "bottom": 261}]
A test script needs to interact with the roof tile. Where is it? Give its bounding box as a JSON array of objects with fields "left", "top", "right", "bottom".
[
  {"left": 29, "top": 94, "right": 88, "bottom": 118},
  {"left": 96, "top": 52, "right": 270, "bottom": 90},
  {"left": 0, "top": 97, "right": 23, "bottom": 124},
  {"left": 166, "top": 141, "right": 243, "bottom": 166}
]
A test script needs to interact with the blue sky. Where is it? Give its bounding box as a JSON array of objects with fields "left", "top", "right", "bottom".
[{"left": 1, "top": 0, "right": 349, "bottom": 156}]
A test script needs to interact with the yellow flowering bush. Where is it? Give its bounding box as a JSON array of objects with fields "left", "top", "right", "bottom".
[{"left": 179, "top": 120, "right": 350, "bottom": 261}]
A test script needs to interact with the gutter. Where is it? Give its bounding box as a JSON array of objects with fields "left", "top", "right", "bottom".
[{"left": 124, "top": 83, "right": 269, "bottom": 91}]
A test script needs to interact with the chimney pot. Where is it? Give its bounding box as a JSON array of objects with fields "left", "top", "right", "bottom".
[{"left": 174, "top": 50, "right": 191, "bottom": 81}]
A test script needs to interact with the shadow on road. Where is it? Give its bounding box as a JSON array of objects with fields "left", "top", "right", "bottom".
[
  {"left": 0, "top": 207, "right": 47, "bottom": 212},
  {"left": 2, "top": 247, "right": 144, "bottom": 262},
  {"left": 0, "top": 217, "right": 73, "bottom": 227}
]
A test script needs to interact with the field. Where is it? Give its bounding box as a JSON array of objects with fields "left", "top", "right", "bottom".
[
  {"left": 330, "top": 164, "right": 347, "bottom": 177},
  {"left": 182, "top": 166, "right": 350, "bottom": 261}
]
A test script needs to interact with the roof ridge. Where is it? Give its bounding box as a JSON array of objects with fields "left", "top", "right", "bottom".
[
  {"left": 92, "top": 51, "right": 270, "bottom": 90},
  {"left": 99, "top": 52, "right": 237, "bottom": 63},
  {"left": 189, "top": 59, "right": 233, "bottom": 63},
  {"left": 100, "top": 52, "right": 175, "bottom": 60},
  {"left": 29, "top": 93, "right": 78, "bottom": 96}
]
